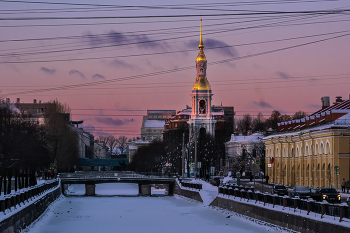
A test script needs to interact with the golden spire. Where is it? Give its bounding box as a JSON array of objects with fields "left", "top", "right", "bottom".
[
  {"left": 199, "top": 15, "right": 204, "bottom": 49},
  {"left": 196, "top": 16, "right": 206, "bottom": 62}
]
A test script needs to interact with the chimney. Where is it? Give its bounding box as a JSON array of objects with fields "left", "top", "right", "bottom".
[
  {"left": 335, "top": 96, "right": 342, "bottom": 103},
  {"left": 6, "top": 98, "right": 10, "bottom": 103},
  {"left": 16, "top": 98, "right": 20, "bottom": 103},
  {"left": 321, "top": 96, "right": 330, "bottom": 109},
  {"left": 33, "top": 99, "right": 37, "bottom": 103}
]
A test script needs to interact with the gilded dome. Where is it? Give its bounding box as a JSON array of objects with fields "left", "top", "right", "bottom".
[
  {"left": 196, "top": 53, "right": 206, "bottom": 62},
  {"left": 192, "top": 77, "right": 211, "bottom": 90}
]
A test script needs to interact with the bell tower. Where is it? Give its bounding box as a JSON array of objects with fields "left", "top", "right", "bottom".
[{"left": 188, "top": 18, "right": 216, "bottom": 139}]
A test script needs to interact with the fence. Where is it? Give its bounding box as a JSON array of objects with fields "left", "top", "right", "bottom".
[
  {"left": 0, "top": 180, "right": 59, "bottom": 212},
  {"left": 218, "top": 185, "right": 350, "bottom": 220},
  {"left": 178, "top": 179, "right": 202, "bottom": 190}
]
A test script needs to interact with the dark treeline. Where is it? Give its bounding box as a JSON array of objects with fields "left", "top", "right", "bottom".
[
  {"left": 0, "top": 100, "right": 79, "bottom": 195},
  {"left": 235, "top": 110, "right": 307, "bottom": 136},
  {"left": 0, "top": 103, "right": 49, "bottom": 194},
  {"left": 128, "top": 132, "right": 224, "bottom": 177}
]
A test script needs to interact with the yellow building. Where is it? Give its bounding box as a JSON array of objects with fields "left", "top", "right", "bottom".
[{"left": 263, "top": 96, "right": 350, "bottom": 189}]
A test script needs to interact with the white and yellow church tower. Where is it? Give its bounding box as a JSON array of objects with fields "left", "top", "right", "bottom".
[{"left": 188, "top": 18, "right": 216, "bottom": 139}]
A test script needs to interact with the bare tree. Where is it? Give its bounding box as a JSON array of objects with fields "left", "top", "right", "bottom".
[
  {"left": 228, "top": 145, "right": 250, "bottom": 176},
  {"left": 267, "top": 110, "right": 281, "bottom": 130},
  {"left": 252, "top": 112, "right": 266, "bottom": 132},
  {"left": 280, "top": 114, "right": 291, "bottom": 122},
  {"left": 117, "top": 136, "right": 128, "bottom": 156},
  {"left": 236, "top": 114, "right": 252, "bottom": 135},
  {"left": 292, "top": 111, "right": 307, "bottom": 120},
  {"left": 98, "top": 135, "right": 118, "bottom": 155},
  {"left": 44, "top": 100, "right": 78, "bottom": 172}
]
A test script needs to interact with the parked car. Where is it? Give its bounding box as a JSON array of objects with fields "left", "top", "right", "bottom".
[
  {"left": 319, "top": 188, "right": 341, "bottom": 203},
  {"left": 290, "top": 186, "right": 310, "bottom": 198},
  {"left": 310, "top": 188, "right": 322, "bottom": 201},
  {"left": 310, "top": 188, "right": 341, "bottom": 203},
  {"left": 272, "top": 185, "right": 288, "bottom": 196},
  {"left": 210, "top": 177, "right": 221, "bottom": 186}
]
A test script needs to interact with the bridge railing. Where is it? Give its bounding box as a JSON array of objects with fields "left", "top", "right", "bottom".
[{"left": 59, "top": 171, "right": 177, "bottom": 179}]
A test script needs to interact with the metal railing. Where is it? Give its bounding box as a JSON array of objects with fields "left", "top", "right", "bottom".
[
  {"left": 59, "top": 171, "right": 177, "bottom": 179},
  {"left": 218, "top": 186, "right": 349, "bottom": 220},
  {"left": 0, "top": 180, "right": 59, "bottom": 212},
  {"left": 179, "top": 181, "right": 202, "bottom": 190}
]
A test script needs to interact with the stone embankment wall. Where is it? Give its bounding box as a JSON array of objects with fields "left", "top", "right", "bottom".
[
  {"left": 174, "top": 180, "right": 203, "bottom": 202},
  {"left": 210, "top": 196, "right": 349, "bottom": 233},
  {"left": 0, "top": 184, "right": 61, "bottom": 233}
]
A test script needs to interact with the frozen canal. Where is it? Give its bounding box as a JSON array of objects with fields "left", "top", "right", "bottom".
[{"left": 23, "top": 184, "right": 281, "bottom": 233}]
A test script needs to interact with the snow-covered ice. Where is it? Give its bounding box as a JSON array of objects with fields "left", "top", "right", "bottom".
[{"left": 23, "top": 183, "right": 283, "bottom": 233}]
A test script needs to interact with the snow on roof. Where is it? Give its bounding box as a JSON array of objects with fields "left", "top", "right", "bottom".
[
  {"left": 264, "top": 112, "right": 350, "bottom": 140},
  {"left": 177, "top": 108, "right": 192, "bottom": 115},
  {"left": 228, "top": 132, "right": 264, "bottom": 143},
  {"left": 212, "top": 110, "right": 224, "bottom": 115},
  {"left": 332, "top": 109, "right": 350, "bottom": 114},
  {"left": 311, "top": 99, "right": 350, "bottom": 115},
  {"left": 144, "top": 119, "right": 166, "bottom": 128}
]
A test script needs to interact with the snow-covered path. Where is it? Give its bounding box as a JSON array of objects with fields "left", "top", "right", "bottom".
[{"left": 23, "top": 184, "right": 277, "bottom": 233}]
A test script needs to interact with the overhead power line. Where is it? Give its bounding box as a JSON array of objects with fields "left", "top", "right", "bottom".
[
  {"left": 0, "top": 0, "right": 339, "bottom": 8},
  {"left": 1, "top": 28, "right": 349, "bottom": 62},
  {"left": 0, "top": 13, "right": 304, "bottom": 43},
  {"left": 0, "top": 12, "right": 339, "bottom": 61},
  {"left": 2, "top": 30, "right": 350, "bottom": 97},
  {"left": 1, "top": 10, "right": 350, "bottom": 21}
]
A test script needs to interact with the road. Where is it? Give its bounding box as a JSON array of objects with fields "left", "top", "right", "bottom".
[{"left": 239, "top": 180, "right": 349, "bottom": 203}]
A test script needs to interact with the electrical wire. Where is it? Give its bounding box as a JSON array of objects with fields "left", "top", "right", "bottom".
[
  {"left": 2, "top": 29, "right": 349, "bottom": 97},
  {"left": 0, "top": 13, "right": 320, "bottom": 59}
]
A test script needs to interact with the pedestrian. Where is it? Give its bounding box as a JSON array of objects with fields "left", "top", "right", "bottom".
[
  {"left": 346, "top": 180, "right": 350, "bottom": 193},
  {"left": 341, "top": 178, "right": 346, "bottom": 192},
  {"left": 265, "top": 175, "right": 269, "bottom": 185}
]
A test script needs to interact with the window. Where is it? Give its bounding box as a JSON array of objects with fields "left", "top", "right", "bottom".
[{"left": 199, "top": 100, "right": 206, "bottom": 114}]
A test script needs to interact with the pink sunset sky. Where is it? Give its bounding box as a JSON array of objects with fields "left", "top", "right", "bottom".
[{"left": 1, "top": 0, "right": 350, "bottom": 138}]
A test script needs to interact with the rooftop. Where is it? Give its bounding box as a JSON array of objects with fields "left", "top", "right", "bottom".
[{"left": 276, "top": 96, "right": 350, "bottom": 133}]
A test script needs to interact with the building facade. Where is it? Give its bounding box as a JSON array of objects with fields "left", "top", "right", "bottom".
[
  {"left": 141, "top": 110, "right": 176, "bottom": 141},
  {"left": 263, "top": 96, "right": 350, "bottom": 189},
  {"left": 225, "top": 133, "right": 264, "bottom": 175}
]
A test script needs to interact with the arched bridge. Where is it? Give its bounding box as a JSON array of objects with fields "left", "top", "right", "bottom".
[{"left": 59, "top": 171, "right": 176, "bottom": 196}]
